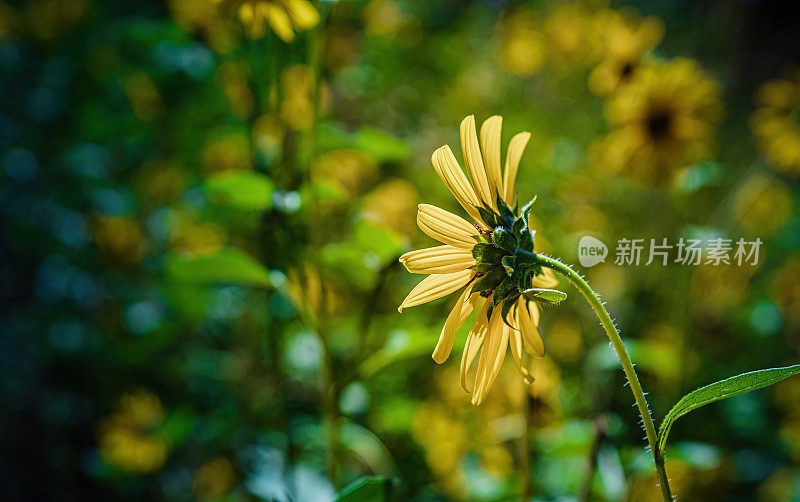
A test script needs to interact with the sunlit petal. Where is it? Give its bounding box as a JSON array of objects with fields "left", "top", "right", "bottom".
[{"left": 398, "top": 269, "right": 473, "bottom": 312}]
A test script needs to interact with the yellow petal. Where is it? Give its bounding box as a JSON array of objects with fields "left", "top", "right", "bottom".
[
  {"left": 264, "top": 3, "right": 295, "bottom": 42},
  {"left": 472, "top": 306, "right": 509, "bottom": 405},
  {"left": 516, "top": 298, "right": 545, "bottom": 357},
  {"left": 399, "top": 245, "right": 476, "bottom": 274},
  {"left": 533, "top": 267, "right": 559, "bottom": 289},
  {"left": 460, "top": 115, "right": 493, "bottom": 209},
  {"left": 503, "top": 131, "right": 531, "bottom": 204},
  {"left": 461, "top": 298, "right": 490, "bottom": 392},
  {"left": 480, "top": 115, "right": 503, "bottom": 203},
  {"left": 431, "top": 146, "right": 485, "bottom": 225},
  {"left": 281, "top": 0, "right": 319, "bottom": 30},
  {"left": 416, "top": 203, "right": 477, "bottom": 249},
  {"left": 432, "top": 288, "right": 478, "bottom": 363},
  {"left": 238, "top": 2, "right": 266, "bottom": 38},
  {"left": 397, "top": 269, "right": 473, "bottom": 312},
  {"left": 508, "top": 324, "right": 534, "bottom": 384}
]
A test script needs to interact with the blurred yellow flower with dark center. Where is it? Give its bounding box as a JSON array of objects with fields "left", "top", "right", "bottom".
[
  {"left": 496, "top": 8, "right": 546, "bottom": 77},
  {"left": 98, "top": 390, "right": 168, "bottom": 474},
  {"left": 750, "top": 69, "right": 800, "bottom": 175},
  {"left": 592, "top": 58, "right": 722, "bottom": 182},
  {"left": 588, "top": 8, "right": 664, "bottom": 96},
  {"left": 398, "top": 114, "right": 561, "bottom": 405},
  {"left": 215, "top": 0, "right": 319, "bottom": 42}
]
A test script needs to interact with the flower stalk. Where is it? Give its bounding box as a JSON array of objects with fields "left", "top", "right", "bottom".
[{"left": 531, "top": 253, "right": 673, "bottom": 502}]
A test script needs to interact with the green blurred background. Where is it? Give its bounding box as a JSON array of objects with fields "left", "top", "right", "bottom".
[{"left": 2, "top": 0, "right": 800, "bottom": 500}]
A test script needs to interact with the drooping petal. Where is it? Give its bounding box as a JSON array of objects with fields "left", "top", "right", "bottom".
[
  {"left": 461, "top": 298, "right": 490, "bottom": 392},
  {"left": 282, "top": 0, "right": 319, "bottom": 30},
  {"left": 533, "top": 267, "right": 559, "bottom": 289},
  {"left": 508, "top": 325, "right": 534, "bottom": 385},
  {"left": 516, "top": 298, "right": 545, "bottom": 357},
  {"left": 460, "top": 115, "right": 494, "bottom": 209},
  {"left": 397, "top": 269, "right": 473, "bottom": 312},
  {"left": 472, "top": 307, "right": 510, "bottom": 405},
  {"left": 502, "top": 131, "right": 532, "bottom": 204},
  {"left": 416, "top": 204, "right": 477, "bottom": 249},
  {"left": 433, "top": 287, "right": 478, "bottom": 363},
  {"left": 400, "top": 245, "right": 476, "bottom": 274},
  {"left": 431, "top": 146, "right": 485, "bottom": 225},
  {"left": 480, "top": 115, "right": 503, "bottom": 202},
  {"left": 262, "top": 3, "right": 294, "bottom": 42}
]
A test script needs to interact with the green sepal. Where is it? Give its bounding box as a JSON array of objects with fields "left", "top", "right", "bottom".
[
  {"left": 501, "top": 255, "right": 515, "bottom": 276},
  {"left": 477, "top": 206, "right": 501, "bottom": 228},
  {"left": 500, "top": 293, "right": 520, "bottom": 329},
  {"left": 474, "top": 233, "right": 491, "bottom": 244},
  {"left": 470, "top": 262, "right": 495, "bottom": 273},
  {"left": 511, "top": 216, "right": 526, "bottom": 237},
  {"left": 496, "top": 193, "right": 516, "bottom": 226},
  {"left": 523, "top": 288, "right": 567, "bottom": 305},
  {"left": 520, "top": 196, "right": 537, "bottom": 220},
  {"left": 493, "top": 277, "right": 518, "bottom": 307},
  {"left": 493, "top": 227, "right": 517, "bottom": 254},
  {"left": 517, "top": 228, "right": 534, "bottom": 252},
  {"left": 472, "top": 266, "right": 506, "bottom": 293},
  {"left": 472, "top": 243, "right": 505, "bottom": 264}
]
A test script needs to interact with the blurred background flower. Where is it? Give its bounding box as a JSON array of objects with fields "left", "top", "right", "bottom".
[{"left": 2, "top": 0, "right": 800, "bottom": 500}]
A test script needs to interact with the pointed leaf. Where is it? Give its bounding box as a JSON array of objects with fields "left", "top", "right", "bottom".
[
  {"left": 501, "top": 255, "right": 515, "bottom": 276},
  {"left": 336, "top": 475, "right": 396, "bottom": 502},
  {"left": 476, "top": 206, "right": 501, "bottom": 228},
  {"left": 522, "top": 288, "right": 567, "bottom": 305},
  {"left": 657, "top": 364, "right": 800, "bottom": 453},
  {"left": 166, "top": 247, "right": 271, "bottom": 288},
  {"left": 496, "top": 193, "right": 516, "bottom": 225}
]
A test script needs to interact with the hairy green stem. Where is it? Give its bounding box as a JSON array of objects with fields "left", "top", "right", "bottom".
[{"left": 534, "top": 254, "right": 673, "bottom": 501}]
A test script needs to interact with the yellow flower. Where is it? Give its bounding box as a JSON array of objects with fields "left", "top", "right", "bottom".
[
  {"left": 216, "top": 0, "right": 319, "bottom": 42},
  {"left": 98, "top": 390, "right": 168, "bottom": 474},
  {"left": 588, "top": 8, "right": 664, "bottom": 96},
  {"left": 750, "top": 69, "right": 800, "bottom": 174},
  {"left": 496, "top": 8, "right": 546, "bottom": 77},
  {"left": 592, "top": 58, "right": 722, "bottom": 182},
  {"left": 398, "top": 115, "right": 559, "bottom": 405}
]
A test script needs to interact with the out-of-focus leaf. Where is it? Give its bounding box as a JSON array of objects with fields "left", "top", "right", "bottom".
[
  {"left": 205, "top": 170, "right": 274, "bottom": 211},
  {"left": 335, "top": 475, "right": 394, "bottom": 502},
  {"left": 359, "top": 327, "right": 466, "bottom": 378},
  {"left": 166, "top": 247, "right": 271, "bottom": 288},
  {"left": 352, "top": 127, "right": 410, "bottom": 162},
  {"left": 339, "top": 421, "right": 399, "bottom": 476},
  {"left": 658, "top": 364, "right": 800, "bottom": 452},
  {"left": 317, "top": 122, "right": 410, "bottom": 163}
]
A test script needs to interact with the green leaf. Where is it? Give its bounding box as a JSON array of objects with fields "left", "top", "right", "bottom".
[
  {"left": 522, "top": 288, "right": 567, "bottom": 305},
  {"left": 166, "top": 247, "right": 271, "bottom": 288},
  {"left": 495, "top": 193, "right": 515, "bottom": 225},
  {"left": 205, "top": 171, "right": 274, "bottom": 211},
  {"left": 472, "top": 243, "right": 505, "bottom": 264},
  {"left": 352, "top": 127, "right": 410, "bottom": 162},
  {"left": 335, "top": 475, "right": 395, "bottom": 502},
  {"left": 657, "top": 364, "right": 800, "bottom": 453}
]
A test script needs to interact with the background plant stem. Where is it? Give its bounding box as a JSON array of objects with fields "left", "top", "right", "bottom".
[{"left": 535, "top": 254, "right": 673, "bottom": 502}]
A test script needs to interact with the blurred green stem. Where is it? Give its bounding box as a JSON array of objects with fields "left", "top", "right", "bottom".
[
  {"left": 519, "top": 383, "right": 532, "bottom": 501},
  {"left": 535, "top": 254, "right": 673, "bottom": 502}
]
